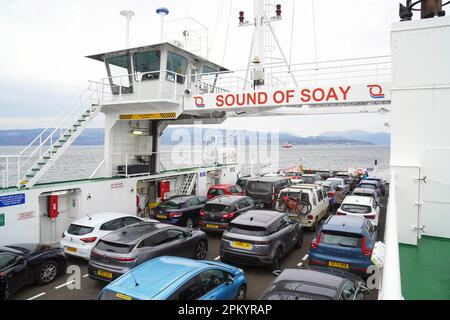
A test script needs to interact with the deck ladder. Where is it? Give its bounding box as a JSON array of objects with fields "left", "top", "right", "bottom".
[
  {"left": 16, "top": 83, "right": 103, "bottom": 189},
  {"left": 179, "top": 173, "right": 197, "bottom": 195}
]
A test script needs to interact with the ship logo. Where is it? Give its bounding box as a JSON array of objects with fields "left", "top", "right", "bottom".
[
  {"left": 367, "top": 84, "right": 385, "bottom": 99},
  {"left": 194, "top": 96, "right": 206, "bottom": 108}
]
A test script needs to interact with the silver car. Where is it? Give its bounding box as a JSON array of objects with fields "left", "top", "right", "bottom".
[
  {"left": 88, "top": 222, "right": 208, "bottom": 282},
  {"left": 220, "top": 210, "right": 303, "bottom": 270}
]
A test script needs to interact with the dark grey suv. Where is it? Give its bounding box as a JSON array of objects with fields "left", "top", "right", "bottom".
[
  {"left": 88, "top": 222, "right": 208, "bottom": 282},
  {"left": 220, "top": 210, "right": 303, "bottom": 270}
]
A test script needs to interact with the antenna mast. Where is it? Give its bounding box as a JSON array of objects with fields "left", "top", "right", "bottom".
[
  {"left": 156, "top": 7, "right": 170, "bottom": 42},
  {"left": 239, "top": 0, "right": 298, "bottom": 90},
  {"left": 120, "top": 10, "right": 135, "bottom": 49}
]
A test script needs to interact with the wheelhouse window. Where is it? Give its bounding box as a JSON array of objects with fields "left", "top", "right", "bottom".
[
  {"left": 166, "top": 51, "right": 188, "bottom": 84},
  {"left": 134, "top": 51, "right": 161, "bottom": 80},
  {"left": 105, "top": 55, "right": 133, "bottom": 95}
]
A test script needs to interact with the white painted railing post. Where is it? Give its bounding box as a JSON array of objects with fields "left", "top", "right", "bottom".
[{"left": 380, "top": 174, "right": 403, "bottom": 300}]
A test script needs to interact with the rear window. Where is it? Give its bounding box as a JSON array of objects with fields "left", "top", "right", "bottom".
[
  {"left": 99, "top": 290, "right": 138, "bottom": 300},
  {"left": 203, "top": 203, "right": 229, "bottom": 213},
  {"left": 159, "top": 198, "right": 185, "bottom": 209},
  {"left": 322, "top": 232, "right": 362, "bottom": 248},
  {"left": 341, "top": 204, "right": 371, "bottom": 214},
  {"left": 227, "top": 223, "right": 269, "bottom": 236},
  {"left": 353, "top": 192, "right": 371, "bottom": 198},
  {"left": 247, "top": 182, "right": 272, "bottom": 193},
  {"left": 208, "top": 188, "right": 225, "bottom": 196},
  {"left": 359, "top": 184, "right": 376, "bottom": 190},
  {"left": 95, "top": 240, "right": 133, "bottom": 254},
  {"left": 67, "top": 224, "right": 94, "bottom": 236}
]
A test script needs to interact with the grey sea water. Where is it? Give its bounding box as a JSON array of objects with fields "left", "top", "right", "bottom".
[{"left": 0, "top": 145, "right": 390, "bottom": 184}]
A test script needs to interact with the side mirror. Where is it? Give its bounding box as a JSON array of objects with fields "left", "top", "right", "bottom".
[
  {"left": 272, "top": 270, "right": 282, "bottom": 277},
  {"left": 226, "top": 275, "right": 234, "bottom": 286}
]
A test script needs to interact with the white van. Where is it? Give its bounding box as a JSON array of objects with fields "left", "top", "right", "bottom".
[{"left": 276, "top": 184, "right": 329, "bottom": 231}]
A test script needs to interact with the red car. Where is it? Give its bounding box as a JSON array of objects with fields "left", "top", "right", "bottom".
[{"left": 207, "top": 184, "right": 244, "bottom": 199}]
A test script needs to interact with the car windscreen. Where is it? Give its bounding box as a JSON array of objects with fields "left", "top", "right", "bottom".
[
  {"left": 95, "top": 240, "right": 133, "bottom": 254},
  {"left": 208, "top": 188, "right": 225, "bottom": 196},
  {"left": 322, "top": 231, "right": 362, "bottom": 248},
  {"left": 323, "top": 186, "right": 331, "bottom": 192},
  {"left": 203, "top": 203, "right": 229, "bottom": 213},
  {"left": 98, "top": 290, "right": 138, "bottom": 300},
  {"left": 227, "top": 223, "right": 269, "bottom": 236},
  {"left": 302, "top": 176, "right": 315, "bottom": 183},
  {"left": 359, "top": 184, "right": 376, "bottom": 190},
  {"left": 341, "top": 204, "right": 372, "bottom": 214},
  {"left": 263, "top": 281, "right": 335, "bottom": 300},
  {"left": 0, "top": 252, "right": 19, "bottom": 270},
  {"left": 159, "top": 198, "right": 186, "bottom": 209},
  {"left": 247, "top": 182, "right": 272, "bottom": 193},
  {"left": 67, "top": 224, "right": 95, "bottom": 236},
  {"left": 328, "top": 179, "right": 343, "bottom": 185}
]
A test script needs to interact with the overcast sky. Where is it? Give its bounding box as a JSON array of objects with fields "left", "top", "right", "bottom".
[{"left": 0, "top": 0, "right": 396, "bottom": 135}]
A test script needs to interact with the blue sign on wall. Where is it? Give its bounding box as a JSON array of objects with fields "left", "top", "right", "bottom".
[{"left": 0, "top": 194, "right": 25, "bottom": 208}]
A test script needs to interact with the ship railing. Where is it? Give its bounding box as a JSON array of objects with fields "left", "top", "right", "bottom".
[
  {"left": 0, "top": 155, "right": 26, "bottom": 189},
  {"left": 110, "top": 149, "right": 236, "bottom": 178},
  {"left": 379, "top": 173, "right": 404, "bottom": 300}
]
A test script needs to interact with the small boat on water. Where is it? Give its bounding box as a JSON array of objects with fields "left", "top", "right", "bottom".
[{"left": 281, "top": 143, "right": 293, "bottom": 149}]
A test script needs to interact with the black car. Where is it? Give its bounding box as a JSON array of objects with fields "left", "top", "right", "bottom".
[
  {"left": 260, "top": 267, "right": 370, "bottom": 300},
  {"left": 0, "top": 244, "right": 67, "bottom": 300},
  {"left": 245, "top": 177, "right": 291, "bottom": 209},
  {"left": 199, "top": 195, "right": 255, "bottom": 233},
  {"left": 236, "top": 176, "right": 251, "bottom": 192},
  {"left": 152, "top": 195, "right": 208, "bottom": 228}
]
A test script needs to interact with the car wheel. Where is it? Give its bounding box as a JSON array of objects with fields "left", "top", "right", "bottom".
[
  {"left": 36, "top": 261, "right": 58, "bottom": 285},
  {"left": 185, "top": 218, "right": 194, "bottom": 229},
  {"left": 270, "top": 248, "right": 283, "bottom": 271},
  {"left": 295, "top": 233, "right": 303, "bottom": 249},
  {"left": 194, "top": 240, "right": 208, "bottom": 260},
  {"left": 235, "top": 285, "right": 247, "bottom": 301}
]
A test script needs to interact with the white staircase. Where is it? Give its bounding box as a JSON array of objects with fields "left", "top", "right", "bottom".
[
  {"left": 17, "top": 83, "right": 102, "bottom": 189},
  {"left": 179, "top": 173, "right": 197, "bottom": 195}
]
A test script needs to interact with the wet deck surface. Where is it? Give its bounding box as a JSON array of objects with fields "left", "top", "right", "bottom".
[{"left": 12, "top": 187, "right": 388, "bottom": 301}]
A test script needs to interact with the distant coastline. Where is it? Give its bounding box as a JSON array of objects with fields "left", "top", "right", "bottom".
[{"left": 0, "top": 128, "right": 390, "bottom": 147}]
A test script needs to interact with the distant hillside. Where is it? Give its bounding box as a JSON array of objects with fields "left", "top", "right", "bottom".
[
  {"left": 320, "top": 130, "right": 390, "bottom": 145},
  {"left": 0, "top": 128, "right": 374, "bottom": 146},
  {"left": 0, "top": 129, "right": 104, "bottom": 146}
]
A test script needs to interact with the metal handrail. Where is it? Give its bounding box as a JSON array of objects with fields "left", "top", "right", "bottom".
[{"left": 379, "top": 174, "right": 404, "bottom": 300}]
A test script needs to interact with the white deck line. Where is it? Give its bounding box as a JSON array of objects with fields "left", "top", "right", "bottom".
[
  {"left": 27, "top": 292, "right": 46, "bottom": 300},
  {"left": 55, "top": 280, "right": 75, "bottom": 289}
]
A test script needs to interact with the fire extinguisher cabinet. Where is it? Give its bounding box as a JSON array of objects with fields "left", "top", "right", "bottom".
[{"left": 48, "top": 195, "right": 59, "bottom": 219}]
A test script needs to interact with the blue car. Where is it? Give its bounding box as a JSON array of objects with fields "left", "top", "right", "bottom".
[
  {"left": 98, "top": 256, "right": 247, "bottom": 300},
  {"left": 152, "top": 195, "right": 208, "bottom": 228},
  {"left": 308, "top": 215, "right": 377, "bottom": 278}
]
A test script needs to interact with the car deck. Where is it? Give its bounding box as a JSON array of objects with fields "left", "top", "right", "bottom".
[{"left": 11, "top": 187, "right": 389, "bottom": 301}]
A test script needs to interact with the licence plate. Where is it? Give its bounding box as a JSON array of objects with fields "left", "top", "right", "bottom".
[
  {"left": 329, "top": 261, "right": 349, "bottom": 269},
  {"left": 156, "top": 214, "right": 167, "bottom": 220},
  {"left": 206, "top": 224, "right": 219, "bottom": 229},
  {"left": 231, "top": 241, "right": 253, "bottom": 250},
  {"left": 65, "top": 247, "right": 77, "bottom": 253},
  {"left": 97, "top": 270, "right": 113, "bottom": 279}
]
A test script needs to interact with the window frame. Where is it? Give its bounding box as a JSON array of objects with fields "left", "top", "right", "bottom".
[
  {"left": 166, "top": 51, "right": 188, "bottom": 84},
  {"left": 133, "top": 50, "right": 161, "bottom": 81}
]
